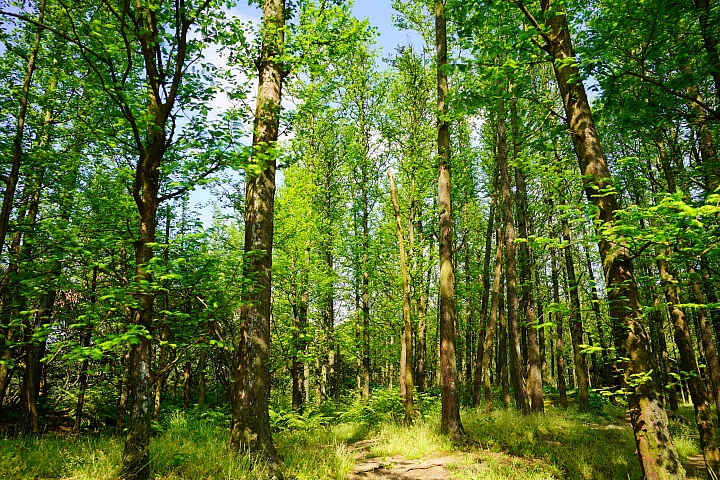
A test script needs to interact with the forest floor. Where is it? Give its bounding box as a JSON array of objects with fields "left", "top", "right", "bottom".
[
  {"left": 0, "top": 392, "right": 708, "bottom": 480},
  {"left": 341, "top": 398, "right": 706, "bottom": 480}
]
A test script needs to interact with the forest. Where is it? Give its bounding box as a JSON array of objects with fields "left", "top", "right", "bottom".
[{"left": 0, "top": 0, "right": 719, "bottom": 478}]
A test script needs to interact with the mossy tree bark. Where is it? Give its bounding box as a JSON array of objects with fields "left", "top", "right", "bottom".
[
  {"left": 512, "top": 0, "right": 685, "bottom": 475},
  {"left": 228, "top": 0, "right": 285, "bottom": 477}
]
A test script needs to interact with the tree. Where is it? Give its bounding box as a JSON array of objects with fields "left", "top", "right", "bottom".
[
  {"left": 434, "top": 0, "right": 463, "bottom": 439},
  {"left": 228, "top": 0, "right": 285, "bottom": 476}
]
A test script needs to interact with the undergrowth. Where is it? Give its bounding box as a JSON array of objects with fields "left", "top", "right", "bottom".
[{"left": 0, "top": 390, "right": 705, "bottom": 480}]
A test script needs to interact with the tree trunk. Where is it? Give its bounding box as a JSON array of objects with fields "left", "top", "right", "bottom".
[
  {"left": 560, "top": 215, "right": 590, "bottom": 411},
  {"left": 435, "top": 0, "right": 463, "bottom": 439},
  {"left": 514, "top": 162, "right": 543, "bottom": 413},
  {"left": 389, "top": 170, "right": 414, "bottom": 426},
  {"left": 689, "top": 268, "right": 720, "bottom": 424},
  {"left": 474, "top": 170, "right": 497, "bottom": 404},
  {"left": 481, "top": 227, "right": 504, "bottom": 411},
  {"left": 183, "top": 361, "right": 191, "bottom": 412},
  {"left": 228, "top": 2, "right": 284, "bottom": 477},
  {"left": 497, "top": 97, "right": 529, "bottom": 414},
  {"left": 548, "top": 205, "right": 568, "bottom": 408},
  {"left": 116, "top": 349, "right": 130, "bottom": 437},
  {"left": 657, "top": 259, "right": 720, "bottom": 477},
  {"left": 584, "top": 245, "right": 612, "bottom": 389},
  {"left": 0, "top": 0, "right": 45, "bottom": 258},
  {"left": 499, "top": 291, "right": 511, "bottom": 408},
  {"left": 530, "top": 2, "right": 684, "bottom": 475},
  {"left": 362, "top": 168, "right": 371, "bottom": 402},
  {"left": 198, "top": 351, "right": 206, "bottom": 406}
]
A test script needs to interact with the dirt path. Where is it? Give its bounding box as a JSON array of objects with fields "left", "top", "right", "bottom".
[{"left": 349, "top": 455, "right": 460, "bottom": 480}]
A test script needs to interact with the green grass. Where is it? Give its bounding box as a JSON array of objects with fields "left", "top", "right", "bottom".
[{"left": 0, "top": 398, "right": 705, "bottom": 480}]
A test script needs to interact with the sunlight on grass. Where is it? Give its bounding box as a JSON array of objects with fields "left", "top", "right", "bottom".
[
  {"left": 462, "top": 405, "right": 642, "bottom": 479},
  {"left": 277, "top": 424, "right": 359, "bottom": 480},
  {"left": 0, "top": 398, "right": 706, "bottom": 479},
  {"left": 369, "top": 419, "right": 453, "bottom": 459}
]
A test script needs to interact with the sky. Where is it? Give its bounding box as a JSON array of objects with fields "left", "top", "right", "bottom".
[{"left": 233, "top": 1, "right": 425, "bottom": 60}]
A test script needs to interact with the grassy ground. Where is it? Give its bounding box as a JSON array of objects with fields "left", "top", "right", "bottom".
[{"left": 0, "top": 394, "right": 704, "bottom": 480}]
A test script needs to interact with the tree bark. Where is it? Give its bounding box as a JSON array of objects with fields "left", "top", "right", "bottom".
[
  {"left": 689, "top": 268, "right": 720, "bottom": 424},
  {"left": 524, "top": 1, "right": 684, "bottom": 475},
  {"left": 228, "top": 1, "right": 285, "bottom": 476},
  {"left": 497, "top": 97, "right": 529, "bottom": 414},
  {"left": 514, "top": 162, "right": 543, "bottom": 412},
  {"left": 657, "top": 259, "right": 720, "bottom": 477},
  {"left": 362, "top": 165, "right": 371, "bottom": 402},
  {"left": 435, "top": 0, "right": 463, "bottom": 438},
  {"left": 549, "top": 217, "right": 568, "bottom": 409}
]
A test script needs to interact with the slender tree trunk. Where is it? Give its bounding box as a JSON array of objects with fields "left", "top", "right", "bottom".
[
  {"left": 657, "top": 259, "right": 720, "bottom": 477},
  {"left": 362, "top": 168, "right": 371, "bottom": 402},
  {"left": 183, "top": 361, "right": 191, "bottom": 412},
  {"left": 584, "top": 245, "right": 612, "bottom": 389},
  {"left": 514, "top": 162, "right": 543, "bottom": 413},
  {"left": 414, "top": 216, "right": 429, "bottom": 393},
  {"left": 229, "top": 2, "right": 285, "bottom": 477},
  {"left": 198, "top": 351, "right": 206, "bottom": 406},
  {"left": 474, "top": 171, "right": 497, "bottom": 404},
  {"left": 116, "top": 349, "right": 130, "bottom": 437},
  {"left": 481, "top": 227, "right": 504, "bottom": 411},
  {"left": 560, "top": 215, "right": 590, "bottom": 411},
  {"left": 552, "top": 251, "right": 568, "bottom": 409},
  {"left": 435, "top": 0, "right": 463, "bottom": 438},
  {"left": 498, "top": 98, "right": 528, "bottom": 414},
  {"left": 499, "top": 291, "right": 510, "bottom": 408},
  {"left": 0, "top": 0, "right": 45, "bottom": 258},
  {"left": 389, "top": 171, "right": 414, "bottom": 425},
  {"left": 464, "top": 247, "right": 473, "bottom": 386}
]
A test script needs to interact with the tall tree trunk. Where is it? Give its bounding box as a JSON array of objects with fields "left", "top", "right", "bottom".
[
  {"left": 499, "top": 291, "right": 510, "bottom": 408},
  {"left": 560, "top": 214, "right": 590, "bottom": 411},
  {"left": 183, "top": 361, "right": 191, "bottom": 412},
  {"left": 481, "top": 227, "right": 504, "bottom": 411},
  {"left": 549, "top": 205, "right": 568, "bottom": 408},
  {"left": 435, "top": 0, "right": 463, "bottom": 438},
  {"left": 198, "top": 351, "right": 206, "bottom": 406},
  {"left": 497, "top": 98, "right": 529, "bottom": 414},
  {"left": 228, "top": 2, "right": 284, "bottom": 477},
  {"left": 474, "top": 171, "right": 497, "bottom": 404},
  {"left": 0, "top": 0, "right": 45, "bottom": 258},
  {"left": 514, "top": 162, "right": 543, "bottom": 413},
  {"left": 657, "top": 260, "right": 720, "bottom": 477},
  {"left": 521, "top": 1, "right": 684, "bottom": 475},
  {"left": 584, "top": 244, "right": 612, "bottom": 389},
  {"left": 414, "top": 217, "right": 429, "bottom": 393},
  {"left": 361, "top": 167, "right": 371, "bottom": 403},
  {"left": 389, "top": 170, "right": 414, "bottom": 426},
  {"left": 116, "top": 348, "right": 130, "bottom": 437}
]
